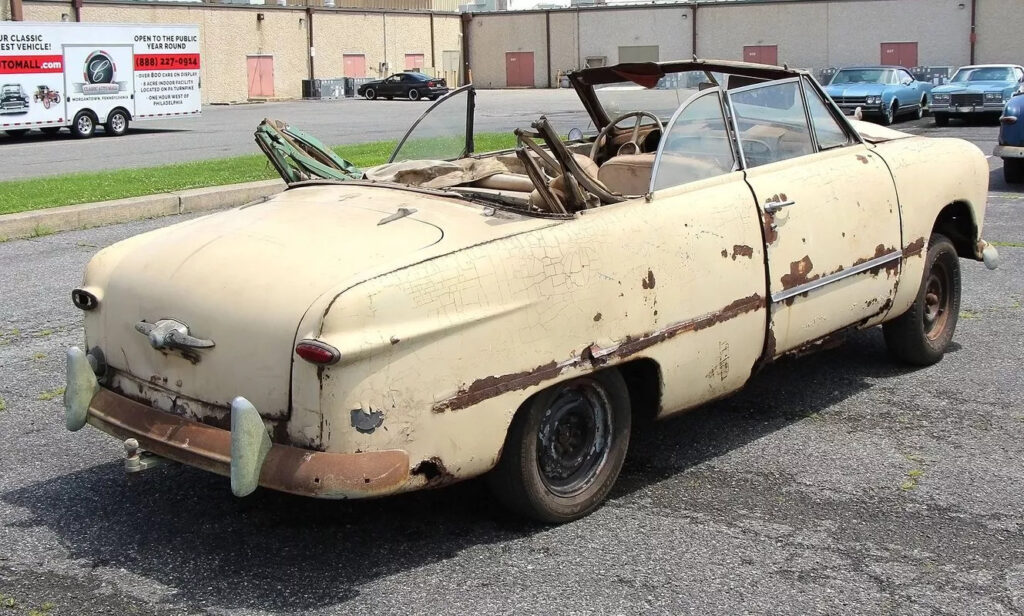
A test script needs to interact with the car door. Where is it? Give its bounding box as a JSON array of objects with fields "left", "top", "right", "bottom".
[
  {"left": 380, "top": 75, "right": 400, "bottom": 97},
  {"left": 727, "top": 77, "right": 902, "bottom": 356},
  {"left": 896, "top": 68, "right": 919, "bottom": 108}
]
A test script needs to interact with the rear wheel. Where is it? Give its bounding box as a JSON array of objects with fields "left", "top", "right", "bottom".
[
  {"left": 934, "top": 113, "right": 949, "bottom": 127},
  {"left": 364, "top": 88, "right": 376, "bottom": 100},
  {"left": 883, "top": 234, "right": 961, "bottom": 366},
  {"left": 916, "top": 95, "right": 927, "bottom": 119},
  {"left": 1005, "top": 158, "right": 1024, "bottom": 184},
  {"left": 487, "top": 370, "right": 631, "bottom": 523},
  {"left": 71, "top": 111, "right": 96, "bottom": 139},
  {"left": 105, "top": 109, "right": 129, "bottom": 136},
  {"left": 408, "top": 88, "right": 421, "bottom": 101}
]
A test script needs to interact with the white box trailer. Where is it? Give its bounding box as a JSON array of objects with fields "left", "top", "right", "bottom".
[{"left": 0, "top": 22, "right": 201, "bottom": 138}]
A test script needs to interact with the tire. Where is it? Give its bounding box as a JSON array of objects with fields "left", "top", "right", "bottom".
[
  {"left": 883, "top": 234, "right": 961, "bottom": 366},
  {"left": 882, "top": 101, "right": 897, "bottom": 126},
  {"left": 71, "top": 111, "right": 96, "bottom": 139},
  {"left": 915, "top": 96, "right": 926, "bottom": 119},
  {"left": 934, "top": 113, "right": 949, "bottom": 127},
  {"left": 487, "top": 370, "right": 631, "bottom": 524},
  {"left": 54, "top": 94, "right": 61, "bottom": 104},
  {"left": 364, "top": 88, "right": 376, "bottom": 101},
  {"left": 4, "top": 129, "right": 29, "bottom": 138},
  {"left": 105, "top": 109, "right": 129, "bottom": 137},
  {"left": 43, "top": 98, "right": 51, "bottom": 110},
  {"left": 408, "top": 88, "right": 421, "bottom": 101},
  {"left": 1005, "top": 158, "right": 1024, "bottom": 184},
  {"left": 41, "top": 127, "right": 61, "bottom": 135}
]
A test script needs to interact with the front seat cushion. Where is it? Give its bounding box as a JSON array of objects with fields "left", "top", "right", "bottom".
[{"left": 597, "top": 154, "right": 656, "bottom": 195}]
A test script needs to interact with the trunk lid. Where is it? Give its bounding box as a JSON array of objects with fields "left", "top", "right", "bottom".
[{"left": 87, "top": 184, "right": 553, "bottom": 419}]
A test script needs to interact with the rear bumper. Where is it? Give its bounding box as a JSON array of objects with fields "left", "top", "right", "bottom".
[
  {"left": 66, "top": 349, "right": 410, "bottom": 499},
  {"left": 994, "top": 144, "right": 1024, "bottom": 159}
]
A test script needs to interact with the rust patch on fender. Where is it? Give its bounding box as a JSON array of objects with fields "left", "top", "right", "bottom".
[
  {"left": 856, "top": 154, "right": 869, "bottom": 164},
  {"left": 731, "top": 245, "right": 754, "bottom": 260},
  {"left": 781, "top": 256, "right": 816, "bottom": 290},
  {"left": 434, "top": 294, "right": 766, "bottom": 413},
  {"left": 721, "top": 249, "right": 729, "bottom": 258},
  {"left": 903, "top": 236, "right": 926, "bottom": 258},
  {"left": 434, "top": 360, "right": 562, "bottom": 412},
  {"left": 642, "top": 269, "right": 656, "bottom": 289}
]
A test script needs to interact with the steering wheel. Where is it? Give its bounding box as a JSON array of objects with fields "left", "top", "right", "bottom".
[{"left": 589, "top": 111, "right": 665, "bottom": 161}]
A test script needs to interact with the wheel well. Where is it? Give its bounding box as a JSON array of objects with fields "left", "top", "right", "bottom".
[
  {"left": 932, "top": 201, "right": 979, "bottom": 259},
  {"left": 111, "top": 106, "right": 132, "bottom": 121},
  {"left": 616, "top": 358, "right": 662, "bottom": 425},
  {"left": 75, "top": 109, "right": 97, "bottom": 121}
]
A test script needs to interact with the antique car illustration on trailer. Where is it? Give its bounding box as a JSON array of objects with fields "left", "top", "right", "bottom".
[
  {"left": 64, "top": 59, "right": 999, "bottom": 523},
  {"left": 33, "top": 85, "right": 61, "bottom": 109},
  {"left": 995, "top": 86, "right": 1024, "bottom": 183},
  {"left": 930, "top": 64, "right": 1024, "bottom": 126},
  {"left": 0, "top": 83, "right": 30, "bottom": 115},
  {"left": 823, "top": 66, "right": 932, "bottom": 125},
  {"left": 357, "top": 71, "right": 449, "bottom": 101}
]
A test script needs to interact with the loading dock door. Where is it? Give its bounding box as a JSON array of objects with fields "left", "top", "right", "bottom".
[
  {"left": 343, "top": 54, "right": 366, "bottom": 78},
  {"left": 743, "top": 45, "right": 778, "bottom": 65},
  {"left": 405, "top": 54, "right": 425, "bottom": 71},
  {"left": 246, "top": 55, "right": 274, "bottom": 98},
  {"left": 881, "top": 42, "right": 918, "bottom": 68},
  {"left": 505, "top": 52, "right": 535, "bottom": 87}
]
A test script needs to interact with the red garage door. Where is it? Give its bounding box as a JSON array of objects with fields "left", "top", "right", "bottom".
[
  {"left": 505, "top": 52, "right": 534, "bottom": 88},
  {"left": 881, "top": 42, "right": 918, "bottom": 68},
  {"left": 405, "top": 54, "right": 425, "bottom": 71},
  {"left": 246, "top": 55, "right": 274, "bottom": 98},
  {"left": 743, "top": 45, "right": 778, "bottom": 65},
  {"left": 343, "top": 54, "right": 366, "bottom": 78}
]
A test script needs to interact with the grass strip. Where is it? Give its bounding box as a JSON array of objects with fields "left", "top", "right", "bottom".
[{"left": 0, "top": 132, "right": 517, "bottom": 216}]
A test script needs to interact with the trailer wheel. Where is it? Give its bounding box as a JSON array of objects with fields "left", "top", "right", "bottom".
[
  {"left": 105, "top": 110, "right": 130, "bottom": 137},
  {"left": 72, "top": 111, "right": 96, "bottom": 139}
]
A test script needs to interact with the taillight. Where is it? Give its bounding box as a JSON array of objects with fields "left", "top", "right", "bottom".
[
  {"left": 427, "top": 81, "right": 436, "bottom": 87},
  {"left": 295, "top": 340, "right": 340, "bottom": 365},
  {"left": 1000, "top": 115, "right": 1017, "bottom": 125}
]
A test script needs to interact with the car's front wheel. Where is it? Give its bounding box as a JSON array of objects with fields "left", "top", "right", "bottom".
[
  {"left": 882, "top": 101, "right": 897, "bottom": 125},
  {"left": 364, "top": 88, "right": 376, "bottom": 100},
  {"left": 934, "top": 113, "right": 949, "bottom": 127},
  {"left": 883, "top": 234, "right": 961, "bottom": 366},
  {"left": 1005, "top": 158, "right": 1024, "bottom": 184},
  {"left": 488, "top": 370, "right": 631, "bottom": 523}
]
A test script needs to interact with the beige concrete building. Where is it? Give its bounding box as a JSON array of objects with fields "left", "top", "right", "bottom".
[
  {"left": 466, "top": 0, "right": 1023, "bottom": 88},
  {"left": 11, "top": 0, "right": 461, "bottom": 103}
]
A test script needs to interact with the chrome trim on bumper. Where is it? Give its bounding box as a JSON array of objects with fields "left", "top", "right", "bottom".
[{"left": 994, "top": 145, "right": 1024, "bottom": 159}]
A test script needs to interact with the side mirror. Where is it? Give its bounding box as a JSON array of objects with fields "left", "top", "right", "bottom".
[{"left": 567, "top": 127, "right": 584, "bottom": 142}]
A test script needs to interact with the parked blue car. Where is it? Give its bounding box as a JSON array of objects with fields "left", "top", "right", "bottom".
[
  {"left": 930, "top": 64, "right": 1024, "bottom": 126},
  {"left": 824, "top": 66, "right": 932, "bottom": 125},
  {"left": 995, "top": 88, "right": 1024, "bottom": 183}
]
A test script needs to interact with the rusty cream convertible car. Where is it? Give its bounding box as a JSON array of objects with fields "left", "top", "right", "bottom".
[{"left": 65, "top": 60, "right": 998, "bottom": 523}]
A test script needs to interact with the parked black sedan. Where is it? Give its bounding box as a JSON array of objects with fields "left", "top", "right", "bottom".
[{"left": 357, "top": 72, "right": 449, "bottom": 101}]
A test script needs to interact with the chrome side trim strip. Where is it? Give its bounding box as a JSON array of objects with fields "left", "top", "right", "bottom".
[{"left": 771, "top": 251, "right": 901, "bottom": 303}]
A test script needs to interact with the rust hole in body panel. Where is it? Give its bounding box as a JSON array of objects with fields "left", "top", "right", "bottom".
[
  {"left": 412, "top": 457, "right": 454, "bottom": 488},
  {"left": 642, "top": 269, "right": 656, "bottom": 289}
]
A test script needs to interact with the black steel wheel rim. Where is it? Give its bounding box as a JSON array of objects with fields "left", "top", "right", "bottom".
[{"left": 536, "top": 380, "right": 613, "bottom": 497}]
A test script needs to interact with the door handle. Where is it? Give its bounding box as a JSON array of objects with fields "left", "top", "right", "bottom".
[{"left": 764, "top": 199, "right": 796, "bottom": 214}]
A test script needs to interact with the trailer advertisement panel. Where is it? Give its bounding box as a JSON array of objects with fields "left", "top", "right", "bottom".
[{"left": 0, "top": 22, "right": 200, "bottom": 136}]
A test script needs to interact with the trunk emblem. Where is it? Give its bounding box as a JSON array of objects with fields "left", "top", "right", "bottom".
[{"left": 135, "top": 320, "right": 215, "bottom": 351}]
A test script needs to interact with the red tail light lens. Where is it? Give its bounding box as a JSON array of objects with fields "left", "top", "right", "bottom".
[
  {"left": 427, "top": 81, "right": 435, "bottom": 87},
  {"left": 295, "top": 340, "right": 340, "bottom": 365},
  {"left": 1000, "top": 115, "right": 1017, "bottom": 125}
]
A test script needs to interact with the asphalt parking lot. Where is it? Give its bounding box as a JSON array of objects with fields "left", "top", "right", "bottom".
[
  {"left": 0, "top": 116, "right": 1022, "bottom": 615},
  {"left": 0, "top": 89, "right": 591, "bottom": 181}
]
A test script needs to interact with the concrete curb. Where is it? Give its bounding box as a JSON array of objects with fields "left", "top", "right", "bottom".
[{"left": 0, "top": 179, "right": 285, "bottom": 241}]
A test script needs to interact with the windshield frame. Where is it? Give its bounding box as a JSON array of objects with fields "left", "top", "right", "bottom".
[
  {"left": 829, "top": 68, "right": 892, "bottom": 86},
  {"left": 388, "top": 84, "right": 476, "bottom": 164}
]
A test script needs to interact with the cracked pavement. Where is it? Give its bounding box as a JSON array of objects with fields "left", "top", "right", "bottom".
[{"left": 0, "top": 117, "right": 1022, "bottom": 615}]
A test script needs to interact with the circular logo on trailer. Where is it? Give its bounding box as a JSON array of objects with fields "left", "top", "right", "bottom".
[{"left": 84, "top": 51, "right": 115, "bottom": 84}]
